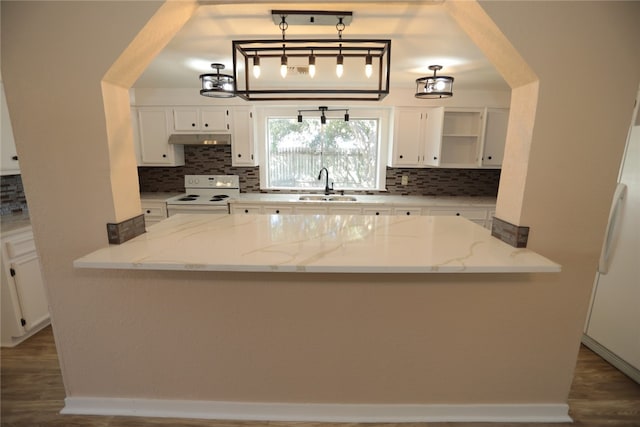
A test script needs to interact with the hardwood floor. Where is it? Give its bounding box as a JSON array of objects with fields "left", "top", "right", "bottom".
[{"left": 2, "top": 326, "right": 640, "bottom": 427}]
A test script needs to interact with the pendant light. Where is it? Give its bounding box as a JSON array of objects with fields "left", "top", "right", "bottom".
[
  {"left": 365, "top": 51, "right": 373, "bottom": 78},
  {"left": 252, "top": 55, "right": 261, "bottom": 78},
  {"left": 335, "top": 17, "right": 345, "bottom": 78},
  {"left": 415, "top": 65, "right": 454, "bottom": 99},
  {"left": 279, "top": 16, "right": 288, "bottom": 78},
  {"left": 199, "top": 63, "right": 235, "bottom": 98},
  {"left": 308, "top": 50, "right": 316, "bottom": 78}
]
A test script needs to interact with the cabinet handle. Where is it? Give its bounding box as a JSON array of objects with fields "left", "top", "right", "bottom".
[
  {"left": 244, "top": 209, "right": 249, "bottom": 213},
  {"left": 399, "top": 155, "right": 403, "bottom": 159},
  {"left": 375, "top": 212, "right": 380, "bottom": 215},
  {"left": 191, "top": 123, "right": 196, "bottom": 127},
  {"left": 406, "top": 212, "right": 411, "bottom": 215},
  {"left": 275, "top": 210, "right": 280, "bottom": 214},
  {"left": 433, "top": 156, "right": 438, "bottom": 160},
  {"left": 162, "top": 154, "right": 167, "bottom": 158},
  {"left": 227, "top": 124, "right": 230, "bottom": 130},
  {"left": 487, "top": 156, "right": 492, "bottom": 160},
  {"left": 456, "top": 213, "right": 461, "bottom": 216},
  {"left": 237, "top": 154, "right": 242, "bottom": 158},
  {"left": 146, "top": 210, "right": 151, "bottom": 214},
  {"left": 11, "top": 155, "right": 18, "bottom": 161},
  {"left": 204, "top": 123, "right": 209, "bottom": 127}
]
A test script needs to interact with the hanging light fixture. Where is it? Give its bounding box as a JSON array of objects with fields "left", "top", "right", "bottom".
[
  {"left": 297, "top": 106, "right": 350, "bottom": 124},
  {"left": 335, "top": 17, "right": 345, "bottom": 78},
  {"left": 415, "top": 65, "right": 454, "bottom": 99},
  {"left": 199, "top": 63, "right": 235, "bottom": 98},
  {"left": 231, "top": 10, "right": 391, "bottom": 101},
  {"left": 279, "top": 15, "right": 289, "bottom": 78}
]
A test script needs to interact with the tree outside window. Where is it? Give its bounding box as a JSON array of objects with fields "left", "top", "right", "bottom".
[{"left": 267, "top": 116, "right": 379, "bottom": 190}]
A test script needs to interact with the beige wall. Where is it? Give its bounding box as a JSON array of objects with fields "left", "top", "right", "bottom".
[{"left": 2, "top": 0, "right": 640, "bottom": 407}]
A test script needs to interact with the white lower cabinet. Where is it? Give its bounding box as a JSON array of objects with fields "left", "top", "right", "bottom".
[
  {"left": 141, "top": 200, "right": 168, "bottom": 226},
  {"left": 393, "top": 207, "right": 424, "bottom": 216},
  {"left": 1, "top": 226, "right": 50, "bottom": 347},
  {"left": 231, "top": 204, "right": 262, "bottom": 214},
  {"left": 263, "top": 206, "right": 294, "bottom": 215}
]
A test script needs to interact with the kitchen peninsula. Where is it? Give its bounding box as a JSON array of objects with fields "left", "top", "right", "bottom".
[{"left": 74, "top": 213, "right": 559, "bottom": 273}]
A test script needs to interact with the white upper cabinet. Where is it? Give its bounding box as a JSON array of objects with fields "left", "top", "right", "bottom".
[
  {"left": 231, "top": 107, "right": 257, "bottom": 166},
  {"left": 172, "top": 107, "right": 230, "bottom": 133},
  {"left": 389, "top": 107, "right": 444, "bottom": 167},
  {"left": 136, "top": 108, "right": 184, "bottom": 166},
  {"left": 481, "top": 108, "right": 509, "bottom": 168},
  {"left": 1, "top": 83, "right": 20, "bottom": 175},
  {"left": 440, "top": 108, "right": 485, "bottom": 168}
]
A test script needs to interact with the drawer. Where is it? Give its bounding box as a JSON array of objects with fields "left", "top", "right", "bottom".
[
  {"left": 5, "top": 236, "right": 36, "bottom": 259},
  {"left": 362, "top": 207, "right": 393, "bottom": 216},
  {"left": 142, "top": 205, "right": 167, "bottom": 218},
  {"left": 232, "top": 205, "right": 262, "bottom": 214},
  {"left": 393, "top": 207, "right": 424, "bottom": 216},
  {"left": 263, "top": 206, "right": 294, "bottom": 215},
  {"left": 429, "top": 208, "right": 487, "bottom": 220}
]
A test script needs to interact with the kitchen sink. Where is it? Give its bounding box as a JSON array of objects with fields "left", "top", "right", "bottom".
[{"left": 298, "top": 195, "right": 357, "bottom": 202}]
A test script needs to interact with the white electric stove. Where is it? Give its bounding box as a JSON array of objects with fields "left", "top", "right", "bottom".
[{"left": 166, "top": 175, "right": 239, "bottom": 216}]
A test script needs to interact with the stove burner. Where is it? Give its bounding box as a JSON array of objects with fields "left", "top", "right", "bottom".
[
  {"left": 178, "top": 196, "right": 198, "bottom": 201},
  {"left": 210, "top": 195, "right": 229, "bottom": 202}
]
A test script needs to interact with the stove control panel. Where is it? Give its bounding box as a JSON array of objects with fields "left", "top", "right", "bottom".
[{"left": 185, "top": 175, "right": 239, "bottom": 189}]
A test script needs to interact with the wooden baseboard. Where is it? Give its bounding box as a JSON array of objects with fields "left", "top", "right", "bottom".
[{"left": 62, "top": 397, "right": 571, "bottom": 423}]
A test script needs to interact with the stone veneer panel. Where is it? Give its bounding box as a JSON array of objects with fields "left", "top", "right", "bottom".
[
  {"left": 138, "top": 145, "right": 500, "bottom": 197},
  {"left": 491, "top": 217, "right": 530, "bottom": 248}
]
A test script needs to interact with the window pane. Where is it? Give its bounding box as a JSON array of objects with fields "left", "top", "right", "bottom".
[{"left": 267, "top": 117, "right": 379, "bottom": 190}]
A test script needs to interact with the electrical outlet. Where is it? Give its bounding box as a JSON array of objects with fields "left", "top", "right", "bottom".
[{"left": 401, "top": 175, "right": 409, "bottom": 185}]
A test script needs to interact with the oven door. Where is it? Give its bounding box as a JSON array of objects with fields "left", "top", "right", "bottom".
[{"left": 167, "top": 204, "right": 229, "bottom": 216}]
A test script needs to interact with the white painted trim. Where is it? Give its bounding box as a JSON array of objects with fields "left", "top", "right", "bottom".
[{"left": 62, "top": 397, "right": 572, "bottom": 423}]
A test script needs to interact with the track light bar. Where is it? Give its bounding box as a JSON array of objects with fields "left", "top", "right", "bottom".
[{"left": 297, "top": 106, "right": 350, "bottom": 123}]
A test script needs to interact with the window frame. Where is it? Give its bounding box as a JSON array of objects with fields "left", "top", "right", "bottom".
[{"left": 256, "top": 106, "right": 390, "bottom": 191}]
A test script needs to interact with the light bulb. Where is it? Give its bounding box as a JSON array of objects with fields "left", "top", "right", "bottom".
[
  {"left": 365, "top": 53, "right": 373, "bottom": 78},
  {"left": 280, "top": 54, "right": 288, "bottom": 78},
  {"left": 434, "top": 79, "right": 446, "bottom": 91},
  {"left": 308, "top": 54, "right": 316, "bottom": 78},
  {"left": 336, "top": 54, "right": 344, "bottom": 78},
  {"left": 252, "top": 56, "right": 261, "bottom": 79}
]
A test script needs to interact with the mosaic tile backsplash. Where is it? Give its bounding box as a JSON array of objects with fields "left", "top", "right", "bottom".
[
  {"left": 138, "top": 145, "right": 500, "bottom": 197},
  {"left": 0, "top": 174, "right": 28, "bottom": 216}
]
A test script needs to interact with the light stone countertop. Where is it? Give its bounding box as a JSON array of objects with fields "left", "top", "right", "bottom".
[
  {"left": 74, "top": 213, "right": 560, "bottom": 274},
  {"left": 230, "top": 193, "right": 497, "bottom": 207}
]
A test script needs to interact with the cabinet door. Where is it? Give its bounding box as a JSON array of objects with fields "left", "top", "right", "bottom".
[
  {"left": 391, "top": 109, "right": 423, "bottom": 166},
  {"left": 393, "top": 207, "right": 424, "bottom": 216},
  {"left": 173, "top": 108, "right": 200, "bottom": 131},
  {"left": 138, "top": 109, "right": 184, "bottom": 166},
  {"left": 1, "top": 83, "right": 20, "bottom": 175},
  {"left": 362, "top": 207, "right": 393, "bottom": 216},
  {"left": 422, "top": 107, "right": 444, "bottom": 167},
  {"left": 328, "top": 206, "right": 362, "bottom": 215},
  {"left": 201, "top": 108, "right": 230, "bottom": 132},
  {"left": 263, "top": 206, "right": 294, "bottom": 215},
  {"left": 231, "top": 204, "right": 262, "bottom": 214},
  {"left": 482, "top": 108, "right": 509, "bottom": 167},
  {"left": 11, "top": 255, "right": 49, "bottom": 331},
  {"left": 232, "top": 107, "right": 257, "bottom": 166}
]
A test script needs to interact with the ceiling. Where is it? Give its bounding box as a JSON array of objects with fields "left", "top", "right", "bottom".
[{"left": 132, "top": 2, "right": 510, "bottom": 93}]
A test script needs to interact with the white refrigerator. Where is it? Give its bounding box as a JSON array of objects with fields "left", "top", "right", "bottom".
[{"left": 583, "top": 88, "right": 640, "bottom": 384}]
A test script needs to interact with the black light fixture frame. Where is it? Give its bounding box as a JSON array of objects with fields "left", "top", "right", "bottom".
[
  {"left": 297, "top": 106, "right": 350, "bottom": 124},
  {"left": 231, "top": 11, "right": 391, "bottom": 101}
]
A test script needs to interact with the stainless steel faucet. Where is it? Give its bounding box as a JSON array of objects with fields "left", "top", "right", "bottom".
[{"left": 317, "top": 167, "right": 333, "bottom": 195}]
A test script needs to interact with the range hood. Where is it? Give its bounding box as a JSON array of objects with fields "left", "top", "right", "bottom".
[{"left": 168, "top": 133, "right": 231, "bottom": 145}]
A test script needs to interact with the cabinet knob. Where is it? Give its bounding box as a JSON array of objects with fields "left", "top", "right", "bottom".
[
  {"left": 146, "top": 210, "right": 151, "bottom": 214},
  {"left": 191, "top": 123, "right": 196, "bottom": 127},
  {"left": 162, "top": 154, "right": 167, "bottom": 158},
  {"left": 244, "top": 209, "right": 249, "bottom": 213},
  {"left": 406, "top": 212, "right": 411, "bottom": 215},
  {"left": 375, "top": 212, "right": 380, "bottom": 215},
  {"left": 275, "top": 210, "right": 280, "bottom": 214},
  {"left": 399, "top": 155, "right": 403, "bottom": 159},
  {"left": 487, "top": 156, "right": 492, "bottom": 160},
  {"left": 204, "top": 123, "right": 209, "bottom": 127},
  {"left": 456, "top": 213, "right": 460, "bottom": 216},
  {"left": 11, "top": 155, "right": 18, "bottom": 161},
  {"left": 237, "top": 154, "right": 242, "bottom": 158},
  {"left": 433, "top": 156, "right": 438, "bottom": 160}
]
